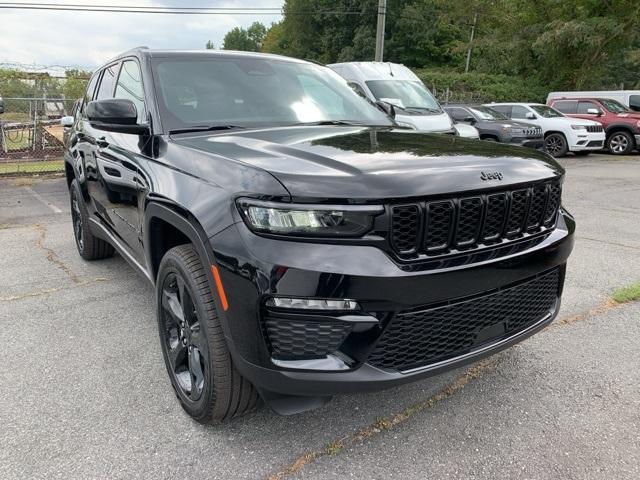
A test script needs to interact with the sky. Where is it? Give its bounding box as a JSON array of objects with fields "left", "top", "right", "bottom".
[{"left": 0, "top": 1, "right": 284, "bottom": 71}]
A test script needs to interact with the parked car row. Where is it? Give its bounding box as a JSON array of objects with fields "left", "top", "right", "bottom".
[{"left": 326, "top": 61, "right": 639, "bottom": 158}]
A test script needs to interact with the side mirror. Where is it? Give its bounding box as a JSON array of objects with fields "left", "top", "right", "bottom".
[
  {"left": 60, "top": 116, "right": 74, "bottom": 128},
  {"left": 376, "top": 100, "right": 396, "bottom": 119},
  {"left": 463, "top": 116, "right": 476, "bottom": 124},
  {"left": 86, "top": 99, "right": 148, "bottom": 134},
  {"left": 526, "top": 112, "right": 536, "bottom": 120},
  {"left": 586, "top": 108, "right": 602, "bottom": 116}
]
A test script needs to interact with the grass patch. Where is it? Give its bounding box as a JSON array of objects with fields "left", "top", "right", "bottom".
[
  {"left": 612, "top": 282, "right": 640, "bottom": 304},
  {"left": 0, "top": 159, "right": 64, "bottom": 175}
]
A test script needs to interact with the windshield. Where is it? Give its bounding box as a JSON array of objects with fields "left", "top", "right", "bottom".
[
  {"left": 151, "top": 56, "right": 392, "bottom": 131},
  {"left": 468, "top": 106, "right": 508, "bottom": 120},
  {"left": 365, "top": 80, "right": 441, "bottom": 114},
  {"left": 531, "top": 105, "right": 564, "bottom": 118},
  {"left": 600, "top": 98, "right": 629, "bottom": 113}
]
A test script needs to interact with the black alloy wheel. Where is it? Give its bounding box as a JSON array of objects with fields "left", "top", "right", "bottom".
[
  {"left": 161, "top": 271, "right": 207, "bottom": 401},
  {"left": 544, "top": 133, "right": 568, "bottom": 157},
  {"left": 69, "top": 179, "right": 114, "bottom": 260},
  {"left": 156, "top": 244, "right": 258, "bottom": 422}
]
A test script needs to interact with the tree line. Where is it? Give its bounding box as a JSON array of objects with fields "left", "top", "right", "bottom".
[{"left": 215, "top": 0, "right": 640, "bottom": 101}]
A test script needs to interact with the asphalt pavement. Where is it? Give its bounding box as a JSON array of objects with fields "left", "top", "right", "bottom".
[{"left": 0, "top": 154, "right": 639, "bottom": 480}]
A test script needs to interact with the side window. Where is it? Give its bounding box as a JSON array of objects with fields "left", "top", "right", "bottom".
[
  {"left": 577, "top": 101, "right": 597, "bottom": 114},
  {"left": 553, "top": 100, "right": 577, "bottom": 114},
  {"left": 95, "top": 64, "right": 119, "bottom": 100},
  {"left": 80, "top": 74, "right": 100, "bottom": 116},
  {"left": 511, "top": 105, "right": 530, "bottom": 119},
  {"left": 347, "top": 82, "right": 368, "bottom": 100},
  {"left": 491, "top": 105, "right": 512, "bottom": 117},
  {"left": 115, "top": 60, "right": 146, "bottom": 123},
  {"left": 629, "top": 95, "right": 640, "bottom": 112}
]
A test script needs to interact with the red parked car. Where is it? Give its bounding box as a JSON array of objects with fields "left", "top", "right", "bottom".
[{"left": 548, "top": 97, "right": 640, "bottom": 155}]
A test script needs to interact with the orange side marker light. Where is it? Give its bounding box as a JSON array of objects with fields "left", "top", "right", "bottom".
[{"left": 211, "top": 265, "right": 229, "bottom": 311}]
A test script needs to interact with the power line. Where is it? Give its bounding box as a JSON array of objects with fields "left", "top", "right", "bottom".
[{"left": 0, "top": 3, "right": 369, "bottom": 15}]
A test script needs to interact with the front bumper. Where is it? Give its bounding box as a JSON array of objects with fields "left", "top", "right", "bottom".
[
  {"left": 568, "top": 130, "right": 606, "bottom": 151},
  {"left": 505, "top": 137, "right": 544, "bottom": 149},
  {"left": 210, "top": 210, "right": 575, "bottom": 397}
]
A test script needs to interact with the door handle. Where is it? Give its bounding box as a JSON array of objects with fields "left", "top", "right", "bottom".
[{"left": 97, "top": 137, "right": 109, "bottom": 148}]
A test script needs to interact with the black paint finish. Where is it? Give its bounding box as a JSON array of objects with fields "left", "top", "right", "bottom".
[{"left": 64, "top": 49, "right": 574, "bottom": 407}]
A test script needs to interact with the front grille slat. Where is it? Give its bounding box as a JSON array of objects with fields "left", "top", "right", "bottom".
[
  {"left": 390, "top": 180, "right": 562, "bottom": 259},
  {"left": 367, "top": 268, "right": 560, "bottom": 372}
]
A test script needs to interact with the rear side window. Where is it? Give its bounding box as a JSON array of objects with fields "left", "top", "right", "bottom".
[
  {"left": 115, "top": 60, "right": 146, "bottom": 123},
  {"left": 553, "top": 100, "right": 577, "bottom": 114},
  {"left": 629, "top": 95, "right": 640, "bottom": 112},
  {"left": 577, "top": 101, "right": 597, "bottom": 114},
  {"left": 95, "top": 64, "right": 119, "bottom": 100}
]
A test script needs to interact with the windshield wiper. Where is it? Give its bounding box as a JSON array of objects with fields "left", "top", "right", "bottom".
[
  {"left": 169, "top": 125, "right": 246, "bottom": 135},
  {"left": 404, "top": 106, "right": 442, "bottom": 114}
]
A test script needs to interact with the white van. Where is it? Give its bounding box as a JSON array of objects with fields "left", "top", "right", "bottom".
[
  {"left": 547, "top": 90, "right": 640, "bottom": 112},
  {"left": 328, "top": 62, "right": 479, "bottom": 139}
]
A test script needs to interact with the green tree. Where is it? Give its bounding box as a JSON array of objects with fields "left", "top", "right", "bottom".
[
  {"left": 205, "top": 40, "right": 215, "bottom": 49},
  {"left": 63, "top": 69, "right": 91, "bottom": 100},
  {"left": 222, "top": 22, "right": 267, "bottom": 51}
]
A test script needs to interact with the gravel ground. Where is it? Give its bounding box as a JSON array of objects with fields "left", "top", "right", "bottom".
[{"left": 0, "top": 154, "right": 638, "bottom": 480}]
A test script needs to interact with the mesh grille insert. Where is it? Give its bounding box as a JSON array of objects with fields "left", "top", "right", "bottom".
[
  {"left": 390, "top": 205, "right": 420, "bottom": 254},
  {"left": 456, "top": 197, "right": 483, "bottom": 246},
  {"left": 263, "top": 315, "right": 353, "bottom": 360},
  {"left": 425, "top": 201, "right": 454, "bottom": 251},
  {"left": 367, "top": 268, "right": 560, "bottom": 372}
]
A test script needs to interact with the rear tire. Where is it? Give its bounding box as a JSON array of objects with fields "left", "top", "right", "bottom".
[
  {"left": 544, "top": 133, "right": 568, "bottom": 157},
  {"left": 606, "top": 131, "right": 634, "bottom": 155},
  {"left": 156, "top": 244, "right": 258, "bottom": 423},
  {"left": 69, "top": 179, "right": 114, "bottom": 260}
]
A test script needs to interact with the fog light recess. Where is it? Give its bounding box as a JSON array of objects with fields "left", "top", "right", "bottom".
[{"left": 265, "top": 297, "right": 360, "bottom": 311}]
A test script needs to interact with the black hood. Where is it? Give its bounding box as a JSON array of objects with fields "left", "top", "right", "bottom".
[{"left": 173, "top": 126, "right": 563, "bottom": 200}]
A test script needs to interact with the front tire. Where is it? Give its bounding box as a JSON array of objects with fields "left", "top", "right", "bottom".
[
  {"left": 69, "top": 179, "right": 114, "bottom": 260},
  {"left": 157, "top": 244, "right": 258, "bottom": 423},
  {"left": 544, "top": 133, "right": 568, "bottom": 157},
  {"left": 607, "top": 131, "right": 634, "bottom": 155}
]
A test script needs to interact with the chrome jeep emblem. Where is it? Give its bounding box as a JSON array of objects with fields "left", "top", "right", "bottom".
[{"left": 480, "top": 171, "right": 503, "bottom": 181}]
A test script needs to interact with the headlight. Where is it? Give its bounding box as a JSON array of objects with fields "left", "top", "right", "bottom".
[
  {"left": 571, "top": 125, "right": 587, "bottom": 130},
  {"left": 236, "top": 199, "right": 383, "bottom": 237}
]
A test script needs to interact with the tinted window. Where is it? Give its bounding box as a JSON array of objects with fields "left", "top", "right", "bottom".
[
  {"left": 511, "top": 105, "right": 531, "bottom": 119},
  {"left": 115, "top": 60, "right": 146, "bottom": 122},
  {"left": 445, "top": 107, "right": 470, "bottom": 121},
  {"left": 152, "top": 57, "right": 391, "bottom": 130},
  {"left": 553, "top": 100, "right": 577, "bottom": 114},
  {"left": 577, "top": 101, "right": 597, "bottom": 114},
  {"left": 96, "top": 64, "right": 119, "bottom": 100},
  {"left": 468, "top": 106, "right": 508, "bottom": 120},
  {"left": 489, "top": 105, "right": 512, "bottom": 117},
  {"left": 629, "top": 95, "right": 640, "bottom": 112}
]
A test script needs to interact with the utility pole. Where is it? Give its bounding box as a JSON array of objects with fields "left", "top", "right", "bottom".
[
  {"left": 374, "top": 0, "right": 387, "bottom": 62},
  {"left": 465, "top": 12, "right": 478, "bottom": 73}
]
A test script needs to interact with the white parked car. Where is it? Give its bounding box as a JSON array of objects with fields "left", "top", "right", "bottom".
[
  {"left": 486, "top": 103, "right": 605, "bottom": 157},
  {"left": 547, "top": 90, "right": 640, "bottom": 112},
  {"left": 328, "top": 61, "right": 479, "bottom": 139}
]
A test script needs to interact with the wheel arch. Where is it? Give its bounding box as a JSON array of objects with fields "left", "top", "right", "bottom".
[
  {"left": 144, "top": 202, "right": 218, "bottom": 287},
  {"left": 543, "top": 130, "right": 566, "bottom": 139},
  {"left": 605, "top": 124, "right": 636, "bottom": 139},
  {"left": 480, "top": 134, "right": 499, "bottom": 141}
]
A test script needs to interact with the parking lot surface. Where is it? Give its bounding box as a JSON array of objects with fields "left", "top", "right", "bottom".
[{"left": 1, "top": 154, "right": 639, "bottom": 480}]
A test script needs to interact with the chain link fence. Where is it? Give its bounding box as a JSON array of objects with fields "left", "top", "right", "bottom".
[
  {"left": 431, "top": 86, "right": 492, "bottom": 106},
  {"left": 0, "top": 97, "right": 76, "bottom": 174}
]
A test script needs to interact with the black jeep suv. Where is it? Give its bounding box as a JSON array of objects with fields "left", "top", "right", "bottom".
[{"left": 63, "top": 48, "right": 574, "bottom": 422}]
